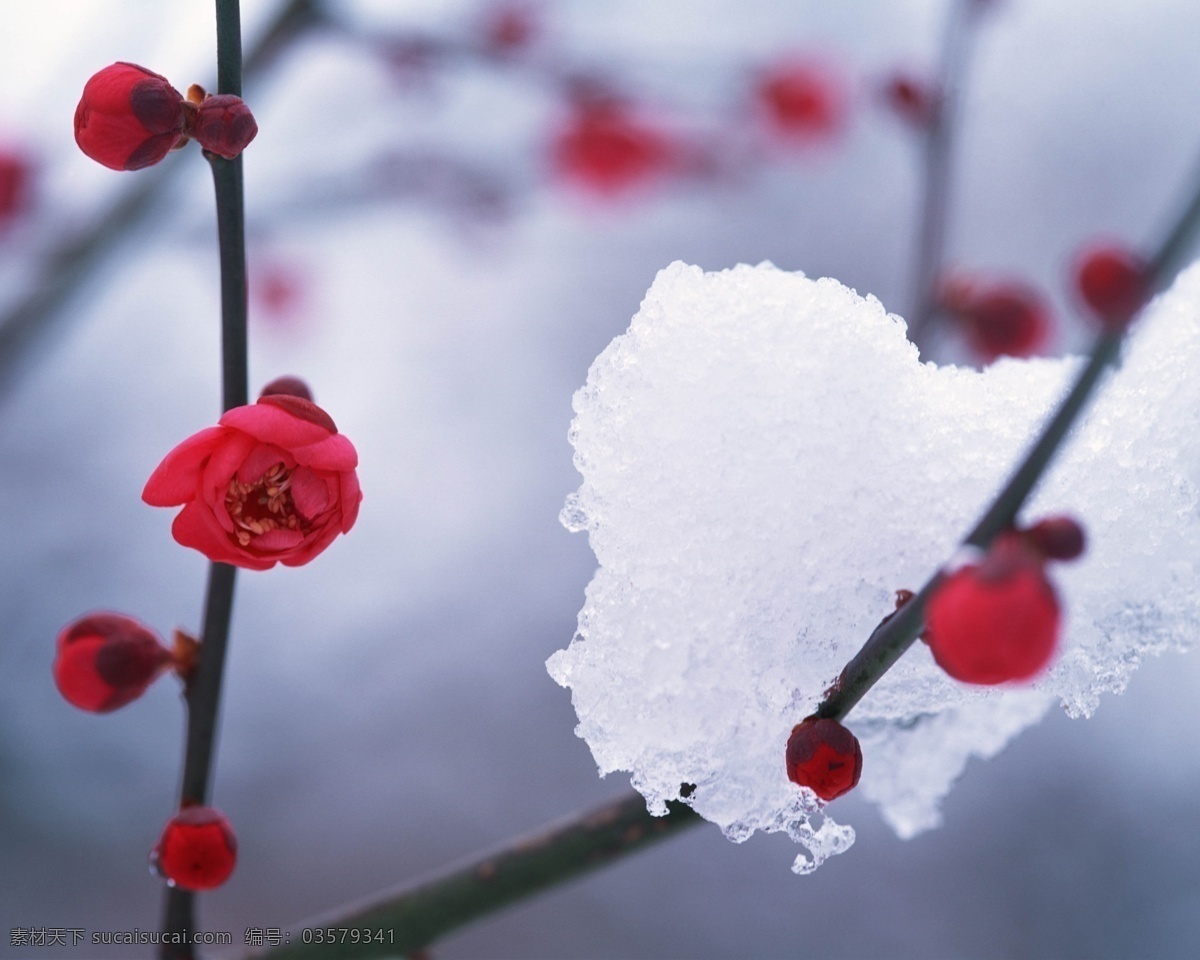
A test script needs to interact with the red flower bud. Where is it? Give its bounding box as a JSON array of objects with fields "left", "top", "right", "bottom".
[
  {"left": 880, "top": 70, "right": 939, "bottom": 128},
  {"left": 74, "top": 63, "right": 186, "bottom": 171},
  {"left": 152, "top": 806, "right": 238, "bottom": 891},
  {"left": 755, "top": 58, "right": 844, "bottom": 144},
  {"left": 925, "top": 534, "right": 1061, "bottom": 685},
  {"left": 551, "top": 102, "right": 676, "bottom": 196},
  {"left": 1073, "top": 242, "right": 1148, "bottom": 331},
  {"left": 785, "top": 716, "right": 863, "bottom": 802},
  {"left": 189, "top": 94, "right": 258, "bottom": 160},
  {"left": 142, "top": 395, "right": 361, "bottom": 570},
  {"left": 1025, "top": 515, "right": 1086, "bottom": 562},
  {"left": 53, "top": 612, "right": 171, "bottom": 712},
  {"left": 259, "top": 375, "right": 313, "bottom": 401}
]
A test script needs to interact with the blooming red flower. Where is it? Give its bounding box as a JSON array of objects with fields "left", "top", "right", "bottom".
[
  {"left": 152, "top": 806, "right": 237, "bottom": 891},
  {"left": 1073, "top": 242, "right": 1148, "bottom": 331},
  {"left": 925, "top": 534, "right": 1061, "bottom": 685},
  {"left": 551, "top": 101, "right": 676, "bottom": 196},
  {"left": 755, "top": 58, "right": 844, "bottom": 144},
  {"left": 189, "top": 93, "right": 258, "bottom": 160},
  {"left": 53, "top": 612, "right": 171, "bottom": 712},
  {"left": 142, "top": 389, "right": 361, "bottom": 570},
  {"left": 74, "top": 63, "right": 186, "bottom": 171},
  {"left": 939, "top": 275, "right": 1052, "bottom": 362},
  {"left": 785, "top": 716, "right": 863, "bottom": 802}
]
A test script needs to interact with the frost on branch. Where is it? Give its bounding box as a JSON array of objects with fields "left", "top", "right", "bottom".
[{"left": 547, "top": 261, "right": 1200, "bottom": 871}]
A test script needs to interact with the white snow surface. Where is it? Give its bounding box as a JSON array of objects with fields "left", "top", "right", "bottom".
[{"left": 548, "top": 260, "right": 1200, "bottom": 871}]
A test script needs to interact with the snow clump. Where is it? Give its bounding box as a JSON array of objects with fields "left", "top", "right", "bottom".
[{"left": 547, "top": 260, "right": 1200, "bottom": 872}]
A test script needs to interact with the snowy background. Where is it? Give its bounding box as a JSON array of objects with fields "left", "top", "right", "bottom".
[{"left": 2, "top": 0, "right": 1199, "bottom": 957}]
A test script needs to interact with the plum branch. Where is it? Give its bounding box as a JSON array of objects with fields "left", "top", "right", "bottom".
[
  {"left": 247, "top": 793, "right": 700, "bottom": 960},
  {"left": 160, "top": 1, "right": 251, "bottom": 955}
]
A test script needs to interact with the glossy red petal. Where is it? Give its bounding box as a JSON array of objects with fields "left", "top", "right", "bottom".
[
  {"left": 256, "top": 393, "right": 337, "bottom": 432},
  {"left": 220, "top": 402, "right": 334, "bottom": 447},
  {"left": 339, "top": 470, "right": 362, "bottom": 533},
  {"left": 200, "top": 429, "right": 257, "bottom": 500},
  {"left": 288, "top": 432, "right": 359, "bottom": 472},
  {"left": 142, "top": 426, "right": 227, "bottom": 506},
  {"left": 172, "top": 501, "right": 276, "bottom": 570},
  {"left": 233, "top": 441, "right": 292, "bottom": 487}
]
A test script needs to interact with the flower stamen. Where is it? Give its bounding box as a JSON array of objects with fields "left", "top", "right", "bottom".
[{"left": 224, "top": 462, "right": 307, "bottom": 548}]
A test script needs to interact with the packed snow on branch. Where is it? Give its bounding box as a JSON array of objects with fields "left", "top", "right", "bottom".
[{"left": 547, "top": 260, "right": 1200, "bottom": 873}]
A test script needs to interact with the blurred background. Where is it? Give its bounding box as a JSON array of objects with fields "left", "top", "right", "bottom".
[{"left": 2, "top": 0, "right": 1199, "bottom": 957}]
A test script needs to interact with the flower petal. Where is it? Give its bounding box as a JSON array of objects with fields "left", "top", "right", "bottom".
[
  {"left": 220, "top": 403, "right": 333, "bottom": 449},
  {"left": 143, "top": 427, "right": 227, "bottom": 506},
  {"left": 281, "top": 522, "right": 341, "bottom": 567},
  {"left": 339, "top": 470, "right": 362, "bottom": 533},
  {"left": 289, "top": 467, "right": 329, "bottom": 520},
  {"left": 201, "top": 430, "right": 257, "bottom": 504},
  {"left": 171, "top": 502, "right": 276, "bottom": 571},
  {"left": 235, "top": 441, "right": 290, "bottom": 485},
  {"left": 253, "top": 527, "right": 304, "bottom": 551},
  {"left": 289, "top": 432, "right": 359, "bottom": 471}
]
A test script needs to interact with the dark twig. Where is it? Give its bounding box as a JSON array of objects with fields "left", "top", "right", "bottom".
[
  {"left": 247, "top": 792, "right": 701, "bottom": 960},
  {"left": 815, "top": 329, "right": 1120, "bottom": 721},
  {"left": 161, "top": 563, "right": 239, "bottom": 954},
  {"left": 905, "top": 0, "right": 990, "bottom": 346},
  {"left": 817, "top": 148, "right": 1200, "bottom": 723},
  {"left": 160, "top": 2, "right": 251, "bottom": 956}
]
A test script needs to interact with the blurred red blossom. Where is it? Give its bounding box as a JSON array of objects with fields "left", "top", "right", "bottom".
[
  {"left": 480, "top": 2, "right": 539, "bottom": 56},
  {"left": 0, "top": 147, "right": 32, "bottom": 225},
  {"left": 550, "top": 99, "right": 678, "bottom": 196},
  {"left": 252, "top": 260, "right": 308, "bottom": 327},
  {"left": 1073, "top": 241, "right": 1148, "bottom": 331},
  {"left": 754, "top": 56, "right": 845, "bottom": 145},
  {"left": 938, "top": 273, "right": 1053, "bottom": 362},
  {"left": 879, "top": 69, "right": 939, "bottom": 129}
]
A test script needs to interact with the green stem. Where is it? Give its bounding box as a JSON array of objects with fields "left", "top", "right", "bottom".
[
  {"left": 160, "top": 3, "right": 250, "bottom": 957},
  {"left": 248, "top": 793, "right": 701, "bottom": 960}
]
